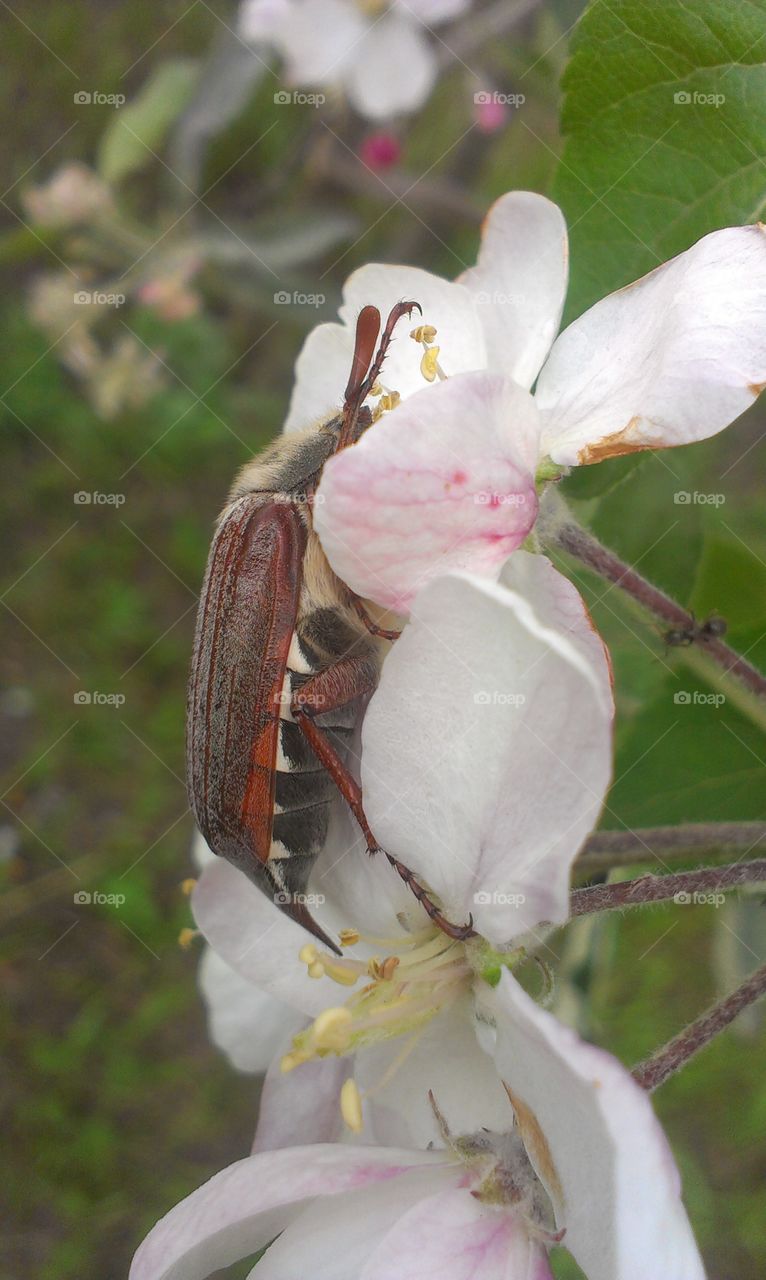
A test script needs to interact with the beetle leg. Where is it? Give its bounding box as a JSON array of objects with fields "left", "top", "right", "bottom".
[
  {"left": 291, "top": 659, "right": 476, "bottom": 942},
  {"left": 350, "top": 595, "right": 402, "bottom": 642}
]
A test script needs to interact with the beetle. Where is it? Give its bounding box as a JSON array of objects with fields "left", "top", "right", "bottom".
[{"left": 187, "top": 301, "right": 474, "bottom": 953}]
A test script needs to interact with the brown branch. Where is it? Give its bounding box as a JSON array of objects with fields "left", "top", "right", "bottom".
[
  {"left": 576, "top": 822, "right": 766, "bottom": 873},
  {"left": 569, "top": 859, "right": 766, "bottom": 918},
  {"left": 633, "top": 961, "right": 766, "bottom": 1091},
  {"left": 551, "top": 520, "right": 766, "bottom": 700}
]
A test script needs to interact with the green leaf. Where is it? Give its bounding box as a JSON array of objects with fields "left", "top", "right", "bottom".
[
  {"left": 553, "top": 0, "right": 766, "bottom": 321},
  {"left": 98, "top": 59, "right": 200, "bottom": 185}
]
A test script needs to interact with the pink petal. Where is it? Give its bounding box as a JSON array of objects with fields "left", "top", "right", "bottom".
[
  {"left": 130, "top": 1145, "right": 448, "bottom": 1280},
  {"left": 363, "top": 1186, "right": 554, "bottom": 1280},
  {"left": 314, "top": 372, "right": 539, "bottom": 612}
]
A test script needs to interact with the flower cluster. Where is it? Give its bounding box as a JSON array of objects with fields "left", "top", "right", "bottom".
[{"left": 132, "top": 189, "right": 766, "bottom": 1278}]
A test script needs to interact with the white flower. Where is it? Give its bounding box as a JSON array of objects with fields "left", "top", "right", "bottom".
[
  {"left": 192, "top": 552, "right": 612, "bottom": 1150},
  {"left": 240, "top": 0, "right": 470, "bottom": 120},
  {"left": 276, "top": 190, "right": 766, "bottom": 611},
  {"left": 130, "top": 973, "right": 705, "bottom": 1280}
]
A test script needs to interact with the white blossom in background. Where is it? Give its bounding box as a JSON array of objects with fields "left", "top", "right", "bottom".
[
  {"left": 240, "top": 0, "right": 471, "bottom": 120},
  {"left": 131, "top": 973, "right": 705, "bottom": 1280}
]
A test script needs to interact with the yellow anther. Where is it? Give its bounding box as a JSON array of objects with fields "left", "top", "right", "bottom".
[
  {"left": 380, "top": 956, "right": 400, "bottom": 981},
  {"left": 410, "top": 324, "right": 437, "bottom": 344},
  {"left": 299, "top": 944, "right": 319, "bottom": 965},
  {"left": 281, "top": 1051, "right": 305, "bottom": 1073},
  {"left": 312, "top": 1006, "right": 353, "bottom": 1050},
  {"left": 180, "top": 878, "right": 197, "bottom": 896},
  {"left": 378, "top": 391, "right": 401, "bottom": 413},
  {"left": 308, "top": 961, "right": 326, "bottom": 979},
  {"left": 340, "top": 1078, "right": 364, "bottom": 1133},
  {"left": 322, "top": 960, "right": 361, "bottom": 987},
  {"left": 177, "top": 927, "right": 199, "bottom": 950},
  {"left": 420, "top": 346, "right": 441, "bottom": 383},
  {"left": 339, "top": 929, "right": 361, "bottom": 947},
  {"left": 369, "top": 381, "right": 383, "bottom": 397}
]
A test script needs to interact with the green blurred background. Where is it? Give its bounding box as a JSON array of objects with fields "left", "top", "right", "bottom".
[{"left": 1, "top": 2, "right": 764, "bottom": 1276}]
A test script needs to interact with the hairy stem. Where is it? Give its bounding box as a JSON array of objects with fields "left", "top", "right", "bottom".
[
  {"left": 569, "top": 859, "right": 766, "bottom": 917},
  {"left": 633, "top": 961, "right": 766, "bottom": 1091},
  {"left": 576, "top": 822, "right": 766, "bottom": 873},
  {"left": 550, "top": 518, "right": 766, "bottom": 700}
]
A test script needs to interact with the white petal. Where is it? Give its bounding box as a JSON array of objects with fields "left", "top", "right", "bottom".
[
  {"left": 459, "top": 192, "right": 569, "bottom": 390},
  {"left": 314, "top": 373, "right": 539, "bottom": 612},
  {"left": 355, "top": 998, "right": 511, "bottom": 1147},
  {"left": 239, "top": 0, "right": 293, "bottom": 41},
  {"left": 360, "top": 564, "right": 613, "bottom": 944},
  {"left": 251, "top": 1165, "right": 460, "bottom": 1279},
  {"left": 283, "top": 322, "right": 351, "bottom": 433},
  {"left": 363, "top": 1186, "right": 554, "bottom": 1280},
  {"left": 500, "top": 550, "right": 612, "bottom": 688},
  {"left": 285, "top": 264, "right": 485, "bottom": 435},
  {"left": 130, "top": 1145, "right": 448, "bottom": 1280},
  {"left": 198, "top": 946, "right": 300, "bottom": 1073},
  {"left": 485, "top": 973, "right": 706, "bottom": 1280},
  {"left": 536, "top": 224, "right": 766, "bottom": 465},
  {"left": 395, "top": 0, "right": 471, "bottom": 22},
  {"left": 272, "top": 0, "right": 366, "bottom": 84},
  {"left": 192, "top": 860, "right": 335, "bottom": 1019},
  {"left": 191, "top": 828, "right": 216, "bottom": 871},
  {"left": 344, "top": 12, "right": 437, "bottom": 120},
  {"left": 338, "top": 263, "right": 486, "bottom": 399},
  {"left": 253, "top": 1021, "right": 350, "bottom": 1151}
]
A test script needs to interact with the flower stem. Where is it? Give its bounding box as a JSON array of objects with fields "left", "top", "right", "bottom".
[
  {"left": 550, "top": 518, "right": 766, "bottom": 700},
  {"left": 576, "top": 822, "right": 766, "bottom": 873},
  {"left": 569, "top": 859, "right": 766, "bottom": 917},
  {"left": 633, "top": 961, "right": 766, "bottom": 1091}
]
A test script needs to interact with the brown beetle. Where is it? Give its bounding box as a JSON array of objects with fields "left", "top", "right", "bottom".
[{"left": 187, "top": 302, "right": 474, "bottom": 952}]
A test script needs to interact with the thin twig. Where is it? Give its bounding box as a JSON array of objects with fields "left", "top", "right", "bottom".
[
  {"left": 569, "top": 859, "right": 766, "bottom": 918},
  {"left": 551, "top": 520, "right": 766, "bottom": 700},
  {"left": 633, "top": 961, "right": 766, "bottom": 1091},
  {"left": 576, "top": 822, "right": 766, "bottom": 872}
]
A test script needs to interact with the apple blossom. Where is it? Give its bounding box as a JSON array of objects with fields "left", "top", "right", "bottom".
[
  {"left": 240, "top": 0, "right": 471, "bottom": 121},
  {"left": 130, "top": 974, "right": 705, "bottom": 1280},
  {"left": 277, "top": 190, "right": 766, "bottom": 611},
  {"left": 190, "top": 551, "right": 611, "bottom": 1151}
]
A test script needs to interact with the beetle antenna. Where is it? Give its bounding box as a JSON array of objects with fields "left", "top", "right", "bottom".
[{"left": 339, "top": 299, "right": 421, "bottom": 449}]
